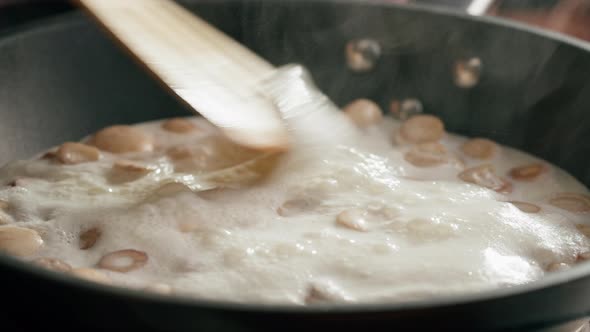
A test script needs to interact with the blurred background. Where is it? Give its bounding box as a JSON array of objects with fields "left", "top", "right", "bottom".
[
  {"left": 393, "top": 0, "right": 590, "bottom": 42},
  {"left": 0, "top": 0, "right": 589, "bottom": 42}
]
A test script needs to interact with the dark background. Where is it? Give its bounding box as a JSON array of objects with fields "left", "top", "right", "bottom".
[{"left": 1, "top": 1, "right": 589, "bottom": 42}]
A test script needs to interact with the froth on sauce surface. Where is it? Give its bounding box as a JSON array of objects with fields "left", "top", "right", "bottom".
[{"left": 0, "top": 65, "right": 589, "bottom": 305}]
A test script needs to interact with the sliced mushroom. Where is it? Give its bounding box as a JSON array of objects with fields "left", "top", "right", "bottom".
[
  {"left": 454, "top": 58, "right": 482, "bottom": 88},
  {"left": 415, "top": 142, "right": 446, "bottom": 154},
  {"left": 399, "top": 115, "right": 445, "bottom": 144},
  {"left": 98, "top": 249, "right": 148, "bottom": 272},
  {"left": 508, "top": 201, "right": 541, "bottom": 214},
  {"left": 345, "top": 39, "right": 381, "bottom": 72},
  {"left": 304, "top": 280, "right": 354, "bottom": 304},
  {"left": 404, "top": 142, "right": 449, "bottom": 167},
  {"left": 343, "top": 99, "right": 383, "bottom": 128},
  {"left": 509, "top": 163, "right": 546, "bottom": 181},
  {"left": 336, "top": 208, "right": 369, "bottom": 232},
  {"left": 162, "top": 118, "right": 197, "bottom": 133},
  {"left": 110, "top": 160, "right": 153, "bottom": 184},
  {"left": 40, "top": 150, "right": 57, "bottom": 160},
  {"left": 71, "top": 268, "right": 111, "bottom": 284},
  {"left": 0, "top": 226, "right": 43, "bottom": 257},
  {"left": 403, "top": 153, "right": 446, "bottom": 168},
  {"left": 56, "top": 142, "right": 101, "bottom": 165},
  {"left": 458, "top": 164, "right": 512, "bottom": 194},
  {"left": 390, "top": 98, "right": 423, "bottom": 121},
  {"left": 546, "top": 262, "right": 569, "bottom": 272},
  {"left": 461, "top": 138, "right": 498, "bottom": 160},
  {"left": 79, "top": 227, "right": 102, "bottom": 250},
  {"left": 113, "top": 160, "right": 152, "bottom": 173},
  {"left": 33, "top": 257, "right": 72, "bottom": 273},
  {"left": 90, "top": 125, "right": 153, "bottom": 153},
  {"left": 549, "top": 193, "right": 590, "bottom": 213},
  {"left": 144, "top": 283, "right": 172, "bottom": 295}
]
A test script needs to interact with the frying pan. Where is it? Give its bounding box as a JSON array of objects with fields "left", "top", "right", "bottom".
[{"left": 1, "top": 1, "right": 590, "bottom": 331}]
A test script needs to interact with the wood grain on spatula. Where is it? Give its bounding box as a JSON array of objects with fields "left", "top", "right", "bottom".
[{"left": 76, "top": 0, "right": 290, "bottom": 152}]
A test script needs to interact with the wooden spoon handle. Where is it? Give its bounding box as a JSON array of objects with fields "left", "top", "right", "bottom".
[{"left": 77, "top": 0, "right": 289, "bottom": 152}]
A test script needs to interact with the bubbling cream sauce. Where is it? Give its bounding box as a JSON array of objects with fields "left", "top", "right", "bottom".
[{"left": 0, "top": 65, "right": 589, "bottom": 304}]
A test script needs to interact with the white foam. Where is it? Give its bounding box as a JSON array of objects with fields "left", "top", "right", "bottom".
[{"left": 0, "top": 65, "right": 588, "bottom": 304}]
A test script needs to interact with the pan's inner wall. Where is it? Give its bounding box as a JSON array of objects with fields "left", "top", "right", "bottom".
[{"left": 1, "top": 1, "right": 589, "bottom": 187}]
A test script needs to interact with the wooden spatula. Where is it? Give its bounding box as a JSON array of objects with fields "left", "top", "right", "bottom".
[{"left": 76, "top": 0, "right": 290, "bottom": 152}]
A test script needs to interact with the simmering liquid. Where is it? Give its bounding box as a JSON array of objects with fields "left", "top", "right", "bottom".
[{"left": 0, "top": 66, "right": 588, "bottom": 304}]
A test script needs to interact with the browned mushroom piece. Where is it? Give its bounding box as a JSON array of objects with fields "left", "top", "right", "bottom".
[
  {"left": 508, "top": 201, "right": 541, "bottom": 214},
  {"left": 90, "top": 125, "right": 153, "bottom": 153},
  {"left": 399, "top": 115, "right": 445, "bottom": 144},
  {"left": 461, "top": 138, "right": 498, "bottom": 160},
  {"left": 509, "top": 163, "right": 547, "bottom": 181},
  {"left": 79, "top": 227, "right": 102, "bottom": 250},
  {"left": 390, "top": 98, "right": 423, "bottom": 121},
  {"left": 109, "top": 160, "right": 154, "bottom": 184},
  {"left": 343, "top": 99, "right": 383, "bottom": 128},
  {"left": 415, "top": 142, "right": 446, "bottom": 154},
  {"left": 454, "top": 58, "right": 482, "bottom": 88},
  {"left": 549, "top": 193, "right": 590, "bottom": 213},
  {"left": 336, "top": 208, "right": 369, "bottom": 232},
  {"left": 56, "top": 142, "right": 101, "bottom": 165},
  {"left": 98, "top": 249, "right": 148, "bottom": 272},
  {"left": 404, "top": 142, "right": 449, "bottom": 168},
  {"left": 33, "top": 257, "right": 72, "bottom": 273},
  {"left": 304, "top": 281, "right": 353, "bottom": 304},
  {"left": 162, "top": 118, "right": 198, "bottom": 133},
  {"left": 144, "top": 283, "right": 173, "bottom": 295},
  {"left": 40, "top": 150, "right": 57, "bottom": 160},
  {"left": 113, "top": 160, "right": 152, "bottom": 173},
  {"left": 546, "top": 262, "right": 569, "bottom": 272},
  {"left": 71, "top": 268, "right": 111, "bottom": 284},
  {"left": 345, "top": 39, "right": 381, "bottom": 72},
  {"left": 459, "top": 164, "right": 513, "bottom": 194},
  {"left": 0, "top": 226, "right": 43, "bottom": 257}
]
